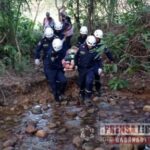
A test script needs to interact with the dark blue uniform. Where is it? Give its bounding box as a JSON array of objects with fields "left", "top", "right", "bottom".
[
  {"left": 76, "top": 35, "right": 87, "bottom": 48},
  {"left": 54, "top": 30, "right": 65, "bottom": 40},
  {"left": 94, "top": 42, "right": 114, "bottom": 94},
  {"left": 35, "top": 37, "right": 67, "bottom": 101},
  {"left": 75, "top": 44, "right": 102, "bottom": 100}
]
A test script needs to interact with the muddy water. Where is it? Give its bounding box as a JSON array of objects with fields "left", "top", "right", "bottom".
[{"left": 0, "top": 90, "right": 149, "bottom": 150}]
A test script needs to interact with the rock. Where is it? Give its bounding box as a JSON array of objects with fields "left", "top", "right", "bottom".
[
  {"left": 35, "top": 130, "right": 47, "bottom": 138},
  {"left": 32, "top": 105, "right": 42, "bottom": 114},
  {"left": 66, "top": 112, "right": 77, "bottom": 118},
  {"left": 25, "top": 121, "right": 37, "bottom": 134},
  {"left": 108, "top": 98, "right": 116, "bottom": 105},
  {"left": 82, "top": 142, "right": 95, "bottom": 150},
  {"left": 5, "top": 117, "right": 11, "bottom": 121},
  {"left": 61, "top": 101, "right": 68, "bottom": 105},
  {"left": 87, "top": 108, "right": 95, "bottom": 114},
  {"left": 95, "top": 148, "right": 104, "bottom": 150},
  {"left": 145, "top": 112, "right": 150, "bottom": 116},
  {"left": 23, "top": 105, "right": 28, "bottom": 110},
  {"left": 99, "top": 111, "right": 108, "bottom": 117},
  {"left": 3, "top": 147, "right": 14, "bottom": 150},
  {"left": 10, "top": 107, "right": 15, "bottom": 111},
  {"left": 92, "top": 97, "right": 100, "bottom": 102},
  {"left": 3, "top": 139, "right": 16, "bottom": 147},
  {"left": 132, "top": 110, "right": 138, "bottom": 114},
  {"left": 42, "top": 115, "right": 49, "bottom": 119},
  {"left": 57, "top": 127, "right": 67, "bottom": 134},
  {"left": 129, "top": 101, "right": 135, "bottom": 105},
  {"left": 48, "top": 122, "right": 57, "bottom": 129},
  {"left": 42, "top": 105, "right": 49, "bottom": 111},
  {"left": 72, "top": 136, "right": 83, "bottom": 148},
  {"left": 78, "top": 111, "right": 88, "bottom": 118},
  {"left": 49, "top": 129, "right": 56, "bottom": 134},
  {"left": 143, "top": 105, "right": 150, "bottom": 112}
]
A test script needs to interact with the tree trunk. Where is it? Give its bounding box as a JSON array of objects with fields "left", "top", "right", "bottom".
[{"left": 88, "top": 0, "right": 94, "bottom": 33}]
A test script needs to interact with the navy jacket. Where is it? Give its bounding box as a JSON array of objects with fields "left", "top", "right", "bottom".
[
  {"left": 48, "top": 48, "right": 66, "bottom": 70},
  {"left": 77, "top": 35, "right": 87, "bottom": 48},
  {"left": 35, "top": 37, "right": 53, "bottom": 60},
  {"left": 75, "top": 44, "right": 102, "bottom": 73},
  {"left": 54, "top": 30, "right": 65, "bottom": 40}
]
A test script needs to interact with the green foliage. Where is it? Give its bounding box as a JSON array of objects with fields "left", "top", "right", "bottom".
[
  {"left": 109, "top": 77, "right": 128, "bottom": 90},
  {"left": 14, "top": 56, "right": 31, "bottom": 73},
  {"left": 104, "top": 64, "right": 118, "bottom": 74},
  {"left": 0, "top": 0, "right": 42, "bottom": 74}
]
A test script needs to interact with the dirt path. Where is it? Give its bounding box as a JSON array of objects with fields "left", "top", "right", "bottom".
[{"left": 0, "top": 70, "right": 150, "bottom": 150}]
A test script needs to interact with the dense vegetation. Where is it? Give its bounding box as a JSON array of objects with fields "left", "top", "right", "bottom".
[{"left": 0, "top": 0, "right": 149, "bottom": 89}]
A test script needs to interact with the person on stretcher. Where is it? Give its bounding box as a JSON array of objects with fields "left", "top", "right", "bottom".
[{"left": 62, "top": 47, "right": 78, "bottom": 71}]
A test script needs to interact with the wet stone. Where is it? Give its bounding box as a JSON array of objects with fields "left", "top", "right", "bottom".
[
  {"left": 129, "top": 101, "right": 135, "bottom": 105},
  {"left": 42, "top": 114, "right": 49, "bottom": 119},
  {"left": 92, "top": 97, "right": 100, "bottom": 102},
  {"left": 72, "top": 136, "right": 83, "bottom": 148},
  {"left": 78, "top": 111, "right": 88, "bottom": 118},
  {"left": 61, "top": 101, "right": 68, "bottom": 105},
  {"left": 3, "top": 139, "right": 16, "bottom": 147},
  {"left": 49, "top": 129, "right": 56, "bottom": 134},
  {"left": 87, "top": 108, "right": 95, "bottom": 114},
  {"left": 108, "top": 98, "right": 116, "bottom": 105},
  {"left": 143, "top": 105, "right": 150, "bottom": 112},
  {"left": 25, "top": 122, "right": 37, "bottom": 134},
  {"left": 32, "top": 105, "right": 42, "bottom": 114},
  {"left": 98, "top": 102, "right": 110, "bottom": 109},
  {"left": 57, "top": 127, "right": 67, "bottom": 134},
  {"left": 66, "top": 112, "right": 77, "bottom": 118},
  {"left": 35, "top": 130, "right": 47, "bottom": 138},
  {"left": 3, "top": 147, "right": 14, "bottom": 150},
  {"left": 82, "top": 142, "right": 95, "bottom": 150},
  {"left": 48, "top": 122, "right": 57, "bottom": 129},
  {"left": 99, "top": 111, "right": 108, "bottom": 118}
]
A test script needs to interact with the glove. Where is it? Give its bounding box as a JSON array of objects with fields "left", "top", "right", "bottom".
[
  {"left": 35, "top": 59, "right": 40, "bottom": 65},
  {"left": 98, "top": 68, "right": 103, "bottom": 75}
]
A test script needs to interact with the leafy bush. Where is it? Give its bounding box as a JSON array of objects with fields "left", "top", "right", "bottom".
[
  {"left": 108, "top": 77, "right": 128, "bottom": 90},
  {"left": 104, "top": 64, "right": 118, "bottom": 74}
]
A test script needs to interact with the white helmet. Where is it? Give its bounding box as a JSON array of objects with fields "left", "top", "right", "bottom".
[
  {"left": 52, "top": 38, "right": 63, "bottom": 52},
  {"left": 80, "top": 26, "right": 88, "bottom": 35},
  {"left": 54, "top": 21, "right": 63, "bottom": 31},
  {"left": 86, "top": 35, "right": 96, "bottom": 47},
  {"left": 44, "top": 27, "right": 54, "bottom": 38},
  {"left": 94, "top": 29, "right": 103, "bottom": 39}
]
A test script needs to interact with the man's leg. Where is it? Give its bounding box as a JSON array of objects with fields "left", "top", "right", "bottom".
[
  {"left": 95, "top": 74, "right": 102, "bottom": 96},
  {"left": 78, "top": 71, "right": 86, "bottom": 101},
  {"left": 46, "top": 68, "right": 60, "bottom": 101},
  {"left": 56, "top": 70, "right": 67, "bottom": 100},
  {"left": 84, "top": 70, "right": 95, "bottom": 106}
]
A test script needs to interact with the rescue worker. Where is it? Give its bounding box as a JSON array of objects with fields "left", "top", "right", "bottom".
[
  {"left": 60, "top": 10, "right": 73, "bottom": 50},
  {"left": 77, "top": 26, "right": 88, "bottom": 48},
  {"left": 75, "top": 35, "right": 103, "bottom": 106},
  {"left": 35, "top": 27, "right": 54, "bottom": 81},
  {"left": 46, "top": 38, "right": 67, "bottom": 102},
  {"left": 54, "top": 21, "right": 65, "bottom": 40},
  {"left": 35, "top": 28, "right": 67, "bottom": 102},
  {"left": 94, "top": 29, "right": 114, "bottom": 96},
  {"left": 43, "top": 12, "right": 54, "bottom": 29}
]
